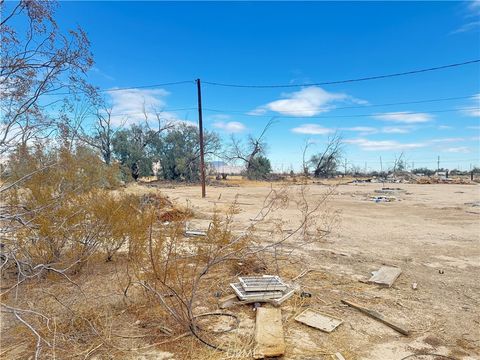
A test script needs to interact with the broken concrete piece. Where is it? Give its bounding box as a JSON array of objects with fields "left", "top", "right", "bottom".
[
  {"left": 254, "top": 308, "right": 285, "bottom": 359},
  {"left": 294, "top": 309, "right": 343, "bottom": 333},
  {"left": 368, "top": 266, "right": 402, "bottom": 287},
  {"left": 185, "top": 230, "right": 207, "bottom": 237}
]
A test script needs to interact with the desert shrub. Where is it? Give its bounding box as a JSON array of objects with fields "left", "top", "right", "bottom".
[{"left": 4, "top": 144, "right": 122, "bottom": 266}]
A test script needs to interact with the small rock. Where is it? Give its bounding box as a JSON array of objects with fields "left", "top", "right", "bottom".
[
  {"left": 439, "top": 269, "right": 444, "bottom": 274},
  {"left": 412, "top": 282, "right": 418, "bottom": 290}
]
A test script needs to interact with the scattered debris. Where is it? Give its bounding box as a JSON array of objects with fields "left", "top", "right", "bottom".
[
  {"left": 371, "top": 195, "right": 396, "bottom": 203},
  {"left": 368, "top": 266, "right": 402, "bottom": 287},
  {"left": 239, "top": 275, "right": 288, "bottom": 292},
  {"left": 341, "top": 299, "right": 409, "bottom": 336},
  {"left": 254, "top": 308, "right": 286, "bottom": 359},
  {"left": 412, "top": 282, "right": 418, "bottom": 290},
  {"left": 185, "top": 220, "right": 211, "bottom": 237},
  {"left": 218, "top": 294, "right": 238, "bottom": 309},
  {"left": 229, "top": 275, "right": 294, "bottom": 306},
  {"left": 374, "top": 187, "right": 405, "bottom": 195},
  {"left": 230, "top": 283, "right": 284, "bottom": 301},
  {"left": 295, "top": 309, "right": 343, "bottom": 333},
  {"left": 465, "top": 201, "right": 480, "bottom": 207},
  {"left": 300, "top": 291, "right": 312, "bottom": 298},
  {"left": 333, "top": 352, "right": 346, "bottom": 360}
]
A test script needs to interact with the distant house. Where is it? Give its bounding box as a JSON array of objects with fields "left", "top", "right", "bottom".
[{"left": 208, "top": 161, "right": 244, "bottom": 175}]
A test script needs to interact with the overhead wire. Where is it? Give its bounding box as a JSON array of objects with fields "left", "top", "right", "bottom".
[
  {"left": 202, "top": 59, "right": 480, "bottom": 88},
  {"left": 201, "top": 94, "right": 478, "bottom": 115}
]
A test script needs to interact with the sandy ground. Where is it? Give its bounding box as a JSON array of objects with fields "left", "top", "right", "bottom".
[{"left": 139, "top": 181, "right": 480, "bottom": 359}]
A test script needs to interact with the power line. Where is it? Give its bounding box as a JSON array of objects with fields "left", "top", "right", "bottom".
[
  {"left": 203, "top": 107, "right": 478, "bottom": 119},
  {"left": 44, "top": 80, "right": 194, "bottom": 96},
  {"left": 202, "top": 59, "right": 480, "bottom": 88},
  {"left": 202, "top": 94, "right": 477, "bottom": 114}
]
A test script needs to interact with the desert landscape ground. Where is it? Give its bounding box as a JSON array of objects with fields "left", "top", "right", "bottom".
[
  {"left": 138, "top": 180, "right": 479, "bottom": 359},
  {"left": 2, "top": 179, "right": 479, "bottom": 359}
]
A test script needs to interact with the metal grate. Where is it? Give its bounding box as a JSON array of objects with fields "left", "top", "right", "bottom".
[{"left": 238, "top": 275, "right": 288, "bottom": 292}]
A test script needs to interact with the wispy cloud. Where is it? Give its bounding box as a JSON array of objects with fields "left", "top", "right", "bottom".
[
  {"left": 430, "top": 137, "right": 465, "bottom": 143},
  {"left": 460, "top": 93, "right": 480, "bottom": 117},
  {"left": 344, "top": 138, "right": 426, "bottom": 151},
  {"left": 107, "top": 88, "right": 193, "bottom": 127},
  {"left": 437, "top": 125, "right": 453, "bottom": 130},
  {"left": 90, "top": 66, "right": 115, "bottom": 81},
  {"left": 381, "top": 126, "right": 413, "bottom": 134},
  {"left": 249, "top": 86, "right": 366, "bottom": 117},
  {"left": 373, "top": 111, "right": 433, "bottom": 124},
  {"left": 291, "top": 124, "right": 334, "bottom": 135},
  {"left": 340, "top": 125, "right": 413, "bottom": 135},
  {"left": 467, "top": 125, "right": 480, "bottom": 130},
  {"left": 212, "top": 121, "right": 246, "bottom": 133},
  {"left": 443, "top": 146, "right": 471, "bottom": 153},
  {"left": 452, "top": 1, "right": 480, "bottom": 34}
]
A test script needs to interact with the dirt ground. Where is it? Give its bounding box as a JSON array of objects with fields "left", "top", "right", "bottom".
[
  {"left": 135, "top": 180, "right": 480, "bottom": 360},
  {"left": 2, "top": 180, "right": 479, "bottom": 360}
]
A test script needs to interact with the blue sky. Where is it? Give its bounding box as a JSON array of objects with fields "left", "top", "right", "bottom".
[{"left": 53, "top": 2, "right": 480, "bottom": 170}]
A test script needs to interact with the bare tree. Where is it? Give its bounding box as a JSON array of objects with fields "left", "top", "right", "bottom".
[
  {"left": 310, "top": 133, "right": 343, "bottom": 178},
  {"left": 301, "top": 138, "right": 313, "bottom": 177},
  {"left": 228, "top": 118, "right": 275, "bottom": 175},
  {"left": 0, "top": 0, "right": 94, "bottom": 156}
]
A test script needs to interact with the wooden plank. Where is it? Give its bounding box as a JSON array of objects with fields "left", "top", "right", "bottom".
[
  {"left": 254, "top": 308, "right": 285, "bottom": 359},
  {"left": 341, "top": 299, "right": 409, "bottom": 336},
  {"left": 294, "top": 309, "right": 343, "bottom": 333},
  {"left": 368, "top": 266, "right": 402, "bottom": 287}
]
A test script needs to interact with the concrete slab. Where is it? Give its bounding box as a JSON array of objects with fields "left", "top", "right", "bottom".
[{"left": 254, "top": 308, "right": 285, "bottom": 359}]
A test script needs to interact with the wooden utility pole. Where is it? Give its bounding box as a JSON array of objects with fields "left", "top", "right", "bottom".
[
  {"left": 196, "top": 79, "right": 206, "bottom": 198},
  {"left": 437, "top": 155, "right": 440, "bottom": 172}
]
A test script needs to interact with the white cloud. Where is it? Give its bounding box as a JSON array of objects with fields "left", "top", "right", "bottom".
[
  {"left": 437, "top": 125, "right": 453, "bottom": 130},
  {"left": 462, "top": 107, "right": 480, "bottom": 117},
  {"left": 467, "top": 125, "right": 480, "bottom": 130},
  {"left": 381, "top": 126, "right": 413, "bottom": 134},
  {"left": 430, "top": 137, "right": 465, "bottom": 143},
  {"left": 291, "top": 124, "right": 334, "bottom": 135},
  {"left": 342, "top": 126, "right": 378, "bottom": 135},
  {"left": 212, "top": 121, "right": 246, "bottom": 133},
  {"left": 373, "top": 111, "right": 433, "bottom": 124},
  {"left": 250, "top": 86, "right": 366, "bottom": 117},
  {"left": 451, "top": 20, "right": 480, "bottom": 34},
  {"left": 443, "top": 146, "right": 471, "bottom": 154},
  {"left": 341, "top": 125, "right": 413, "bottom": 135},
  {"left": 344, "top": 138, "right": 425, "bottom": 151},
  {"left": 107, "top": 88, "right": 193, "bottom": 127}
]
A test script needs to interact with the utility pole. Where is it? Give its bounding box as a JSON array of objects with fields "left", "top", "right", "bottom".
[
  {"left": 196, "top": 79, "right": 206, "bottom": 198},
  {"left": 379, "top": 156, "right": 383, "bottom": 174},
  {"left": 344, "top": 158, "right": 348, "bottom": 176},
  {"left": 437, "top": 155, "right": 440, "bottom": 172}
]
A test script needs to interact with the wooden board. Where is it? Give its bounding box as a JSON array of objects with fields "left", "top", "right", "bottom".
[
  {"left": 368, "top": 266, "right": 402, "bottom": 287},
  {"left": 294, "top": 309, "right": 343, "bottom": 333},
  {"left": 341, "top": 299, "right": 409, "bottom": 336},
  {"left": 254, "top": 308, "right": 285, "bottom": 359}
]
